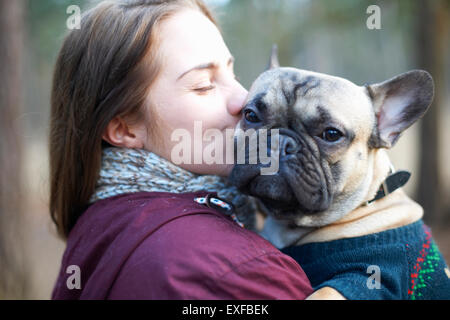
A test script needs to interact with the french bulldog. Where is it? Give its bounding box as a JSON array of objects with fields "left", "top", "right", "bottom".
[{"left": 230, "top": 48, "right": 450, "bottom": 299}]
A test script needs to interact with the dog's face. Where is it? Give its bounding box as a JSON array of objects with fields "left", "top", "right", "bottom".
[{"left": 230, "top": 66, "right": 434, "bottom": 227}]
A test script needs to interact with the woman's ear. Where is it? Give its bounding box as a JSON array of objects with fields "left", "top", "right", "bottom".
[{"left": 102, "top": 116, "right": 147, "bottom": 149}]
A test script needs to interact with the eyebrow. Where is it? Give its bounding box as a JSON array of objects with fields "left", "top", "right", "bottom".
[{"left": 176, "top": 56, "right": 235, "bottom": 81}]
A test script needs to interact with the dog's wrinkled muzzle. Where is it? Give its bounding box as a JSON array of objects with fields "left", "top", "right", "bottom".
[{"left": 230, "top": 128, "right": 332, "bottom": 216}]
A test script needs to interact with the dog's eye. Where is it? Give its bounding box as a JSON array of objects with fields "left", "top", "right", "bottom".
[
  {"left": 244, "top": 110, "right": 261, "bottom": 123},
  {"left": 321, "top": 128, "right": 343, "bottom": 142}
]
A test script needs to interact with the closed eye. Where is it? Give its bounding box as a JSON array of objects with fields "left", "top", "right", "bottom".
[{"left": 194, "top": 85, "right": 216, "bottom": 92}]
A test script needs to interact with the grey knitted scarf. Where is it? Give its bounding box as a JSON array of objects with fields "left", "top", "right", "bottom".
[{"left": 89, "top": 147, "right": 257, "bottom": 229}]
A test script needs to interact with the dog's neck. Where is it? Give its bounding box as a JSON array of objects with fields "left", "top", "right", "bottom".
[
  {"left": 362, "top": 149, "right": 393, "bottom": 204},
  {"left": 260, "top": 149, "right": 424, "bottom": 249}
]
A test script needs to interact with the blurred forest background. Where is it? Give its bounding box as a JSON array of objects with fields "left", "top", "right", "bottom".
[{"left": 0, "top": 0, "right": 449, "bottom": 299}]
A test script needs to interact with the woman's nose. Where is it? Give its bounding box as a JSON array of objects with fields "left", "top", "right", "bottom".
[{"left": 227, "top": 81, "right": 248, "bottom": 116}]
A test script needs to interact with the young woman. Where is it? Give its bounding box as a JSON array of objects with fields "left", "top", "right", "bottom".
[{"left": 50, "top": 0, "right": 312, "bottom": 299}]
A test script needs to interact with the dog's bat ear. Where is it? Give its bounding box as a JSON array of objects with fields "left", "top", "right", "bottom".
[
  {"left": 366, "top": 70, "right": 434, "bottom": 149},
  {"left": 266, "top": 44, "right": 280, "bottom": 70}
]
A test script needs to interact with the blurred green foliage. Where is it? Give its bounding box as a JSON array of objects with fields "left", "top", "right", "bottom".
[
  {"left": 218, "top": 0, "right": 420, "bottom": 87},
  {"left": 25, "top": 0, "right": 425, "bottom": 87},
  {"left": 27, "top": 0, "right": 85, "bottom": 63}
]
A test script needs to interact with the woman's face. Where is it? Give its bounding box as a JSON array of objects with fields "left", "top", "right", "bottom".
[{"left": 141, "top": 9, "right": 248, "bottom": 176}]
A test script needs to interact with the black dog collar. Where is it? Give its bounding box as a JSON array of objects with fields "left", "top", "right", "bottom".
[{"left": 365, "top": 167, "right": 411, "bottom": 206}]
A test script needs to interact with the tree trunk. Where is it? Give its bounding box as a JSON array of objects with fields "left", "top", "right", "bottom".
[
  {"left": 0, "top": 0, "right": 27, "bottom": 299},
  {"left": 415, "top": 0, "right": 448, "bottom": 226}
]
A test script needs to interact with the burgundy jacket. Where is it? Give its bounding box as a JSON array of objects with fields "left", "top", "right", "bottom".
[{"left": 52, "top": 191, "right": 312, "bottom": 299}]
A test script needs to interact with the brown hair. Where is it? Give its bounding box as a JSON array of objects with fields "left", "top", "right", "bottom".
[{"left": 49, "top": 0, "right": 217, "bottom": 239}]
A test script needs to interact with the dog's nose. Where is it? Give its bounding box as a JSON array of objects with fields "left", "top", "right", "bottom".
[{"left": 280, "top": 135, "right": 300, "bottom": 156}]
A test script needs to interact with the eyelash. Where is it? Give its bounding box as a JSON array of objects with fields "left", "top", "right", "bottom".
[
  {"left": 193, "top": 71, "right": 239, "bottom": 93},
  {"left": 194, "top": 85, "right": 216, "bottom": 92}
]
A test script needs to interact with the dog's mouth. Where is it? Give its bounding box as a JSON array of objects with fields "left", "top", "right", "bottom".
[
  {"left": 247, "top": 175, "right": 298, "bottom": 210},
  {"left": 231, "top": 164, "right": 323, "bottom": 218},
  {"left": 253, "top": 175, "right": 324, "bottom": 216}
]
